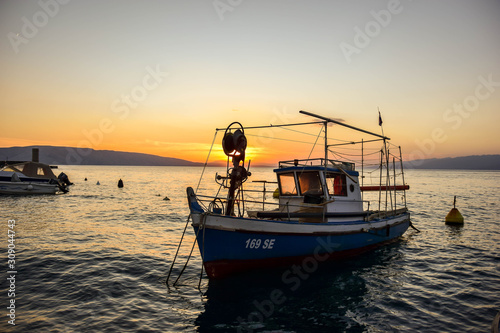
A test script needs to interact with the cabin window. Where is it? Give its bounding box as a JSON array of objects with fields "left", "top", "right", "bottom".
[
  {"left": 3, "top": 166, "right": 19, "bottom": 173},
  {"left": 325, "top": 172, "right": 347, "bottom": 196},
  {"left": 278, "top": 172, "right": 298, "bottom": 196},
  {"left": 37, "top": 167, "right": 45, "bottom": 176},
  {"left": 298, "top": 172, "right": 323, "bottom": 196}
]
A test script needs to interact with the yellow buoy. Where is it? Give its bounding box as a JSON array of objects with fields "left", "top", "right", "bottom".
[
  {"left": 273, "top": 188, "right": 279, "bottom": 199},
  {"left": 445, "top": 196, "right": 464, "bottom": 225}
]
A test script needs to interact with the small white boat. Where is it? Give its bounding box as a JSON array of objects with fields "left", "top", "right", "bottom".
[
  {"left": 172, "top": 110, "right": 414, "bottom": 280},
  {"left": 0, "top": 161, "right": 72, "bottom": 195}
]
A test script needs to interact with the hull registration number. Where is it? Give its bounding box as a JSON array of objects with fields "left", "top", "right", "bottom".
[{"left": 245, "top": 238, "right": 275, "bottom": 249}]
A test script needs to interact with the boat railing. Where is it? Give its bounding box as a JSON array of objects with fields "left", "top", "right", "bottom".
[
  {"left": 278, "top": 158, "right": 355, "bottom": 171},
  {"left": 195, "top": 192, "right": 381, "bottom": 219},
  {"left": 194, "top": 193, "right": 408, "bottom": 223},
  {"left": 195, "top": 193, "right": 285, "bottom": 216}
]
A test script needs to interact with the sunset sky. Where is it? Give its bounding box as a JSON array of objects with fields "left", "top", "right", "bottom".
[{"left": 1, "top": 0, "right": 499, "bottom": 165}]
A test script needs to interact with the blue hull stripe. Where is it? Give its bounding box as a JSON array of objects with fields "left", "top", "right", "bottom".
[{"left": 193, "top": 219, "right": 409, "bottom": 278}]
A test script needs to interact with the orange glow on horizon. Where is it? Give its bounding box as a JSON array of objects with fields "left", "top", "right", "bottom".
[{"left": 2, "top": 104, "right": 499, "bottom": 165}]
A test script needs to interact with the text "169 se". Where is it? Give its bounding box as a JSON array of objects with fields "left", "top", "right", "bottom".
[{"left": 245, "top": 238, "right": 275, "bottom": 249}]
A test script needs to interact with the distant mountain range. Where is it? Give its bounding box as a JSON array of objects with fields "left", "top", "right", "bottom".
[
  {"left": 1, "top": 146, "right": 499, "bottom": 170},
  {"left": 404, "top": 154, "right": 500, "bottom": 170},
  {"left": 0, "top": 146, "right": 202, "bottom": 167}
]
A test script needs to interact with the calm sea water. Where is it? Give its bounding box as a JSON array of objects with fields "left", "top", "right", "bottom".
[{"left": 1, "top": 166, "right": 499, "bottom": 332}]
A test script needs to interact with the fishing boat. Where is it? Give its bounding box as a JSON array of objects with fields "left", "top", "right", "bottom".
[
  {"left": 0, "top": 161, "right": 72, "bottom": 195},
  {"left": 183, "top": 111, "right": 412, "bottom": 279}
]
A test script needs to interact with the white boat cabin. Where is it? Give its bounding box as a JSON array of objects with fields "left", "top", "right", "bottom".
[{"left": 274, "top": 159, "right": 363, "bottom": 218}]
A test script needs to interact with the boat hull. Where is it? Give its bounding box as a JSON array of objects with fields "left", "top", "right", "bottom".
[
  {"left": 0, "top": 181, "right": 60, "bottom": 195},
  {"left": 192, "top": 213, "right": 410, "bottom": 279}
]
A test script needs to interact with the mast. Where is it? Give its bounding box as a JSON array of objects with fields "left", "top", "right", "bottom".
[
  {"left": 379, "top": 148, "right": 383, "bottom": 213},
  {"left": 221, "top": 122, "right": 249, "bottom": 216},
  {"left": 393, "top": 156, "right": 397, "bottom": 211},
  {"left": 399, "top": 146, "right": 407, "bottom": 207},
  {"left": 361, "top": 139, "right": 364, "bottom": 201},
  {"left": 386, "top": 144, "right": 391, "bottom": 212},
  {"left": 324, "top": 121, "right": 328, "bottom": 167}
]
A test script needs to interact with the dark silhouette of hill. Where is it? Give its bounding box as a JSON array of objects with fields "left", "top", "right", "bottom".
[
  {"left": 406, "top": 154, "right": 500, "bottom": 170},
  {"left": 1, "top": 146, "right": 498, "bottom": 170},
  {"left": 0, "top": 146, "right": 202, "bottom": 166}
]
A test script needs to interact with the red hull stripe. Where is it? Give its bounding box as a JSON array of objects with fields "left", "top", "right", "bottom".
[{"left": 360, "top": 185, "right": 409, "bottom": 191}]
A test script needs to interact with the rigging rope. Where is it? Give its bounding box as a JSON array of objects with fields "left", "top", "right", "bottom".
[
  {"left": 278, "top": 125, "right": 324, "bottom": 138},
  {"left": 245, "top": 133, "right": 316, "bottom": 145},
  {"left": 282, "top": 125, "right": 325, "bottom": 207},
  {"left": 196, "top": 131, "right": 219, "bottom": 193}
]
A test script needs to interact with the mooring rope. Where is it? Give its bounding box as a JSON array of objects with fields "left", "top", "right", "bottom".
[
  {"left": 409, "top": 220, "right": 421, "bottom": 232},
  {"left": 172, "top": 237, "right": 197, "bottom": 286},
  {"left": 198, "top": 215, "right": 207, "bottom": 289},
  {"left": 171, "top": 213, "right": 208, "bottom": 286},
  {"left": 166, "top": 214, "right": 191, "bottom": 285}
]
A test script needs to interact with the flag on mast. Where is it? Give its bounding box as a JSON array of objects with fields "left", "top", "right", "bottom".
[{"left": 378, "top": 110, "right": 383, "bottom": 126}]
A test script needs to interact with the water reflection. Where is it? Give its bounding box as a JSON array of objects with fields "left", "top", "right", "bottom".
[
  {"left": 445, "top": 223, "right": 464, "bottom": 239},
  {"left": 195, "top": 243, "right": 404, "bottom": 332}
]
